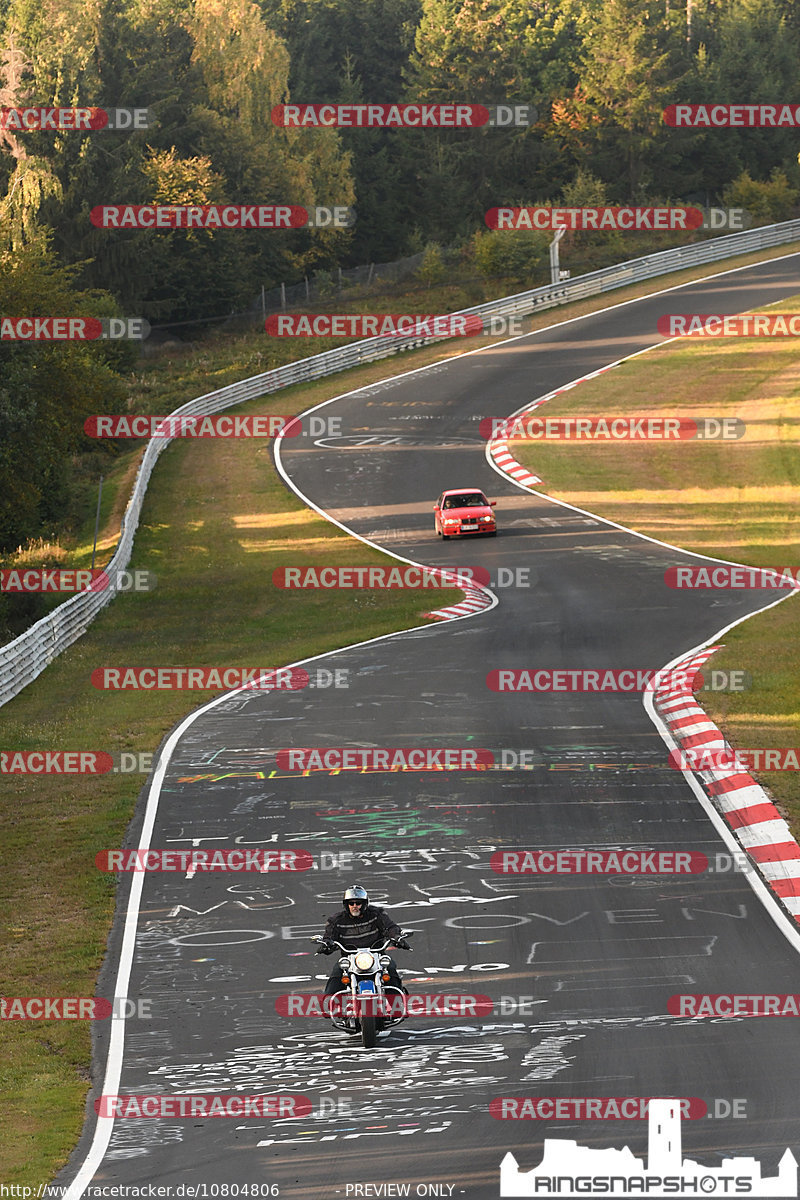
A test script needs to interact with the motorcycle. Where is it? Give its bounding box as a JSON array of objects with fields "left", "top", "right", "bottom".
[{"left": 311, "top": 931, "right": 416, "bottom": 1047}]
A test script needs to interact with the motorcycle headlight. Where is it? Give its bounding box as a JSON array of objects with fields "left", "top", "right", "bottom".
[{"left": 354, "top": 951, "right": 375, "bottom": 971}]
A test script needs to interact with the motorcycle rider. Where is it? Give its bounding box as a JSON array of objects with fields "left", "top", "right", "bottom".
[{"left": 317, "top": 885, "right": 410, "bottom": 997}]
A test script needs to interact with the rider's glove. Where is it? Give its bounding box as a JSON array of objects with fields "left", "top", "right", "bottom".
[
  {"left": 394, "top": 938, "right": 411, "bottom": 950},
  {"left": 316, "top": 943, "right": 334, "bottom": 955}
]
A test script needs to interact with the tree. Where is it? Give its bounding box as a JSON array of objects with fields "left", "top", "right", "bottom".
[
  {"left": 0, "top": 30, "right": 62, "bottom": 251},
  {"left": 552, "top": 0, "right": 686, "bottom": 199},
  {"left": 0, "top": 240, "right": 127, "bottom": 553},
  {"left": 400, "top": 0, "right": 565, "bottom": 246}
]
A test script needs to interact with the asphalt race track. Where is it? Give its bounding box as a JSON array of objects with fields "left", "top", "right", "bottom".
[{"left": 61, "top": 254, "right": 800, "bottom": 1200}]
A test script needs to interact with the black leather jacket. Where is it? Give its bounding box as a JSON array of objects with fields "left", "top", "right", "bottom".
[{"left": 323, "top": 904, "right": 403, "bottom": 950}]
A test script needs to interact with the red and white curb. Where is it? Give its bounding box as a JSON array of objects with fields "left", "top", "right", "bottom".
[
  {"left": 655, "top": 645, "right": 800, "bottom": 922},
  {"left": 422, "top": 568, "right": 494, "bottom": 621},
  {"left": 489, "top": 440, "right": 542, "bottom": 487},
  {"left": 487, "top": 366, "right": 617, "bottom": 490}
]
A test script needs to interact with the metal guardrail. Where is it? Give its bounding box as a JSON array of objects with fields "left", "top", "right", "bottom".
[{"left": 3, "top": 218, "right": 800, "bottom": 709}]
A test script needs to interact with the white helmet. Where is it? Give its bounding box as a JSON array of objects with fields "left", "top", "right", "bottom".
[{"left": 343, "top": 885, "right": 368, "bottom": 913}]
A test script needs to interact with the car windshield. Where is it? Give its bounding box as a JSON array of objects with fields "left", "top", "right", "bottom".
[{"left": 444, "top": 493, "right": 486, "bottom": 509}]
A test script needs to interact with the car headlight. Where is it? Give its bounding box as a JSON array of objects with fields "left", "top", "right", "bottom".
[
  {"left": 354, "top": 951, "right": 375, "bottom": 971},
  {"left": 480, "top": 515, "right": 493, "bottom": 522}
]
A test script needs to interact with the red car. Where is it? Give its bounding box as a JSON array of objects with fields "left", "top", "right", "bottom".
[{"left": 434, "top": 488, "right": 497, "bottom": 538}]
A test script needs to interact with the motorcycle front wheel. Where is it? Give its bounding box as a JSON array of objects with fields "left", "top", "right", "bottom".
[{"left": 360, "top": 1012, "right": 376, "bottom": 1047}]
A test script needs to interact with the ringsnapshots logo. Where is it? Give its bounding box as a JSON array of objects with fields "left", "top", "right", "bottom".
[
  {"left": 659, "top": 313, "right": 800, "bottom": 337},
  {"left": 0, "top": 317, "right": 149, "bottom": 340},
  {"left": 273, "top": 564, "right": 530, "bottom": 590},
  {"left": 1, "top": 751, "right": 114, "bottom": 774},
  {"left": 480, "top": 416, "right": 746, "bottom": 441},
  {"left": 90, "top": 666, "right": 309, "bottom": 690},
  {"left": 271, "top": 103, "right": 535, "bottom": 128},
  {"left": 90, "top": 205, "right": 354, "bottom": 229},
  {"left": 0, "top": 107, "right": 152, "bottom": 131},
  {"left": 499, "top": 1098, "right": 797, "bottom": 1198},
  {"left": 0, "top": 568, "right": 156, "bottom": 593}
]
